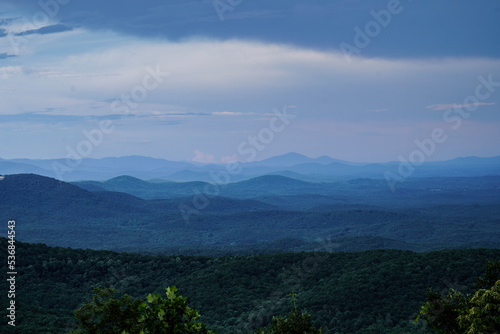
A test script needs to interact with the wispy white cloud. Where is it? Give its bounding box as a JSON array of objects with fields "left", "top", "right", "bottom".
[
  {"left": 14, "top": 24, "right": 73, "bottom": 36},
  {"left": 212, "top": 111, "right": 255, "bottom": 116},
  {"left": 425, "top": 102, "right": 496, "bottom": 111},
  {"left": 0, "top": 65, "right": 23, "bottom": 78},
  {"left": 369, "top": 108, "right": 390, "bottom": 112}
]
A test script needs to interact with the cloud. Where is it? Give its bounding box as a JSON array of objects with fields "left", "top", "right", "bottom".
[
  {"left": 2, "top": 36, "right": 500, "bottom": 126},
  {"left": 0, "top": 28, "right": 7, "bottom": 37},
  {"left": 15, "top": 24, "right": 73, "bottom": 36},
  {"left": 57, "top": 38, "right": 500, "bottom": 94},
  {"left": 0, "top": 53, "right": 16, "bottom": 59},
  {"left": 0, "top": 112, "right": 124, "bottom": 124},
  {"left": 425, "top": 102, "right": 496, "bottom": 111},
  {"left": 1, "top": 2, "right": 499, "bottom": 162},
  {"left": 0, "top": 66, "right": 23, "bottom": 78},
  {"left": 0, "top": 18, "right": 16, "bottom": 27},
  {"left": 0, "top": 111, "right": 186, "bottom": 125},
  {"left": 212, "top": 111, "right": 255, "bottom": 116},
  {"left": 369, "top": 109, "right": 391, "bottom": 112},
  {"left": 3, "top": 0, "right": 500, "bottom": 59},
  {"left": 157, "top": 111, "right": 212, "bottom": 117},
  {"left": 192, "top": 150, "right": 215, "bottom": 163}
]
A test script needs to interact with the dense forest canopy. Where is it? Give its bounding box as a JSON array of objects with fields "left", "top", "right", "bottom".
[{"left": 1, "top": 238, "right": 498, "bottom": 333}]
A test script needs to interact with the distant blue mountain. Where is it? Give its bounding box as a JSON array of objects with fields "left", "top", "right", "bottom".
[
  {"left": 0, "top": 160, "right": 55, "bottom": 177},
  {"left": 1, "top": 153, "right": 500, "bottom": 182},
  {"left": 2, "top": 173, "right": 500, "bottom": 251},
  {"left": 249, "top": 152, "right": 352, "bottom": 167}
]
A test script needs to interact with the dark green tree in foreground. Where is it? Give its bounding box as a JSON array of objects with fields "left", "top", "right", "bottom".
[
  {"left": 67, "top": 288, "right": 143, "bottom": 334},
  {"left": 417, "top": 261, "right": 500, "bottom": 334},
  {"left": 457, "top": 280, "right": 500, "bottom": 334},
  {"left": 253, "top": 293, "right": 323, "bottom": 334},
  {"left": 67, "top": 286, "right": 215, "bottom": 334}
]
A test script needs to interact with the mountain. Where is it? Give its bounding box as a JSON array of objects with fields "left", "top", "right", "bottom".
[
  {"left": 165, "top": 169, "right": 250, "bottom": 183},
  {"left": 0, "top": 173, "right": 147, "bottom": 218},
  {"left": 223, "top": 175, "right": 328, "bottom": 197},
  {"left": 102, "top": 175, "right": 155, "bottom": 189},
  {"left": 75, "top": 176, "right": 212, "bottom": 199},
  {"left": 2, "top": 154, "right": 500, "bottom": 182},
  {"left": 1, "top": 156, "right": 196, "bottom": 181},
  {"left": 286, "top": 162, "right": 383, "bottom": 178},
  {"left": 412, "top": 156, "right": 500, "bottom": 177},
  {"left": 0, "top": 173, "right": 97, "bottom": 207},
  {"left": 74, "top": 174, "right": 332, "bottom": 200},
  {"left": 230, "top": 174, "right": 314, "bottom": 188},
  {"left": 2, "top": 173, "right": 500, "bottom": 252},
  {"left": 72, "top": 174, "right": 500, "bottom": 209},
  {"left": 249, "top": 152, "right": 351, "bottom": 167},
  {"left": 0, "top": 160, "right": 55, "bottom": 178}
]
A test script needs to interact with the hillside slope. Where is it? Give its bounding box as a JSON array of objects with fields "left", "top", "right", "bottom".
[
  {"left": 1, "top": 174, "right": 499, "bottom": 252},
  {"left": 1, "top": 239, "right": 498, "bottom": 334}
]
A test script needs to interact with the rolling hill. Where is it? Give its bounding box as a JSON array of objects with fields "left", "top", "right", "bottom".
[
  {"left": 1, "top": 173, "right": 499, "bottom": 253},
  {"left": 1, "top": 237, "right": 499, "bottom": 333}
]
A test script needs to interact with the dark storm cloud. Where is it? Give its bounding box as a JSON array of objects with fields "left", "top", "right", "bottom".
[{"left": 4, "top": 0, "right": 500, "bottom": 58}]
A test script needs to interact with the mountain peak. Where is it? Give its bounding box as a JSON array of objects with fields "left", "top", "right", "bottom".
[
  {"left": 107, "top": 175, "right": 146, "bottom": 182},
  {"left": 254, "top": 152, "right": 313, "bottom": 167},
  {"left": 105, "top": 175, "right": 150, "bottom": 187}
]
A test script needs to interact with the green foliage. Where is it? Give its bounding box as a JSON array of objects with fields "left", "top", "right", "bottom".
[
  {"left": 457, "top": 280, "right": 500, "bottom": 334},
  {"left": 68, "top": 286, "right": 214, "bottom": 334},
  {"left": 416, "top": 288, "right": 467, "bottom": 333},
  {"left": 474, "top": 260, "right": 500, "bottom": 290},
  {"left": 2, "top": 237, "right": 500, "bottom": 334},
  {"left": 68, "top": 288, "right": 143, "bottom": 334},
  {"left": 253, "top": 294, "right": 323, "bottom": 334},
  {"left": 136, "top": 286, "right": 215, "bottom": 333},
  {"left": 417, "top": 261, "right": 500, "bottom": 334}
]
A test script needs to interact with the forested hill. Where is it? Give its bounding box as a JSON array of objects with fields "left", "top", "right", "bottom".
[
  {"left": 2, "top": 173, "right": 500, "bottom": 253},
  {"left": 1, "top": 238, "right": 499, "bottom": 333}
]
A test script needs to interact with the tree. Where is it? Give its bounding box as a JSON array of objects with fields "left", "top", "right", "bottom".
[
  {"left": 458, "top": 280, "right": 500, "bottom": 334},
  {"left": 68, "top": 286, "right": 215, "bottom": 334},
  {"left": 253, "top": 294, "right": 323, "bottom": 334},
  {"left": 136, "top": 286, "right": 214, "bottom": 334},
  {"left": 68, "top": 287, "right": 143, "bottom": 334},
  {"left": 416, "top": 288, "right": 467, "bottom": 334},
  {"left": 416, "top": 260, "right": 500, "bottom": 334},
  {"left": 474, "top": 260, "right": 500, "bottom": 290}
]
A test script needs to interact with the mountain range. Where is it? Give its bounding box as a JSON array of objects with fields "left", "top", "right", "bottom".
[
  {"left": 1, "top": 152, "right": 500, "bottom": 182},
  {"left": 1, "top": 173, "right": 499, "bottom": 254}
]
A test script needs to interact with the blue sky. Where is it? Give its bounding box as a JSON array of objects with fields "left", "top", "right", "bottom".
[{"left": 0, "top": 0, "right": 499, "bottom": 163}]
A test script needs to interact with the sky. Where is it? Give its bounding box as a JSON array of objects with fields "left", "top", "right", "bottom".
[{"left": 0, "top": 0, "right": 499, "bottom": 163}]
